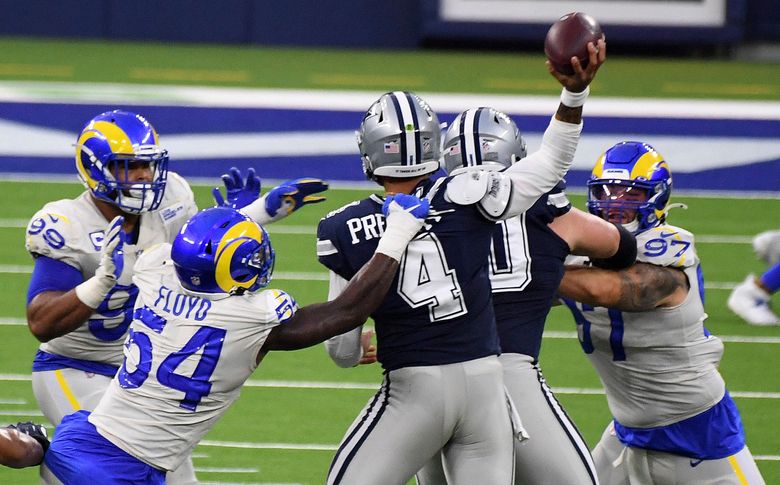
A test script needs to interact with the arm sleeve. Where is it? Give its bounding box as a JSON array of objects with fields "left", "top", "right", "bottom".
[
  {"left": 27, "top": 256, "right": 83, "bottom": 304},
  {"left": 323, "top": 270, "right": 364, "bottom": 368},
  {"left": 502, "top": 117, "right": 581, "bottom": 219}
]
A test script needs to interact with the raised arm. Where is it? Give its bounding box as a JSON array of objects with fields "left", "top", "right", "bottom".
[
  {"left": 559, "top": 262, "right": 688, "bottom": 311},
  {"left": 501, "top": 39, "right": 606, "bottom": 219},
  {"left": 261, "top": 195, "right": 428, "bottom": 352}
]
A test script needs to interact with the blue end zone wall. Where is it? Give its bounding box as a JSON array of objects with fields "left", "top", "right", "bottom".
[{"left": 1, "top": 101, "right": 778, "bottom": 193}]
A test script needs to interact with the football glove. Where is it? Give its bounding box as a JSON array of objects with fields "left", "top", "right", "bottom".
[
  {"left": 75, "top": 215, "right": 125, "bottom": 309},
  {"left": 212, "top": 167, "right": 262, "bottom": 210},
  {"left": 241, "top": 178, "right": 329, "bottom": 225},
  {"left": 376, "top": 194, "right": 430, "bottom": 262},
  {"left": 7, "top": 421, "right": 50, "bottom": 453},
  {"left": 264, "top": 178, "right": 328, "bottom": 218}
]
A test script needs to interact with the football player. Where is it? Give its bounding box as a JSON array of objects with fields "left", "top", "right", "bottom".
[
  {"left": 728, "top": 241, "right": 780, "bottom": 325},
  {"left": 415, "top": 107, "right": 637, "bottom": 485},
  {"left": 24, "top": 110, "right": 327, "bottom": 483},
  {"left": 42, "top": 194, "right": 429, "bottom": 485},
  {"left": 0, "top": 422, "right": 49, "bottom": 469},
  {"left": 559, "top": 141, "right": 766, "bottom": 484},
  {"left": 318, "top": 40, "right": 606, "bottom": 485}
]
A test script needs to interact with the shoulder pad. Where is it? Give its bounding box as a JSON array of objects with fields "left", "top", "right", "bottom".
[
  {"left": 636, "top": 225, "right": 698, "bottom": 269},
  {"left": 445, "top": 171, "right": 490, "bottom": 205},
  {"left": 477, "top": 171, "right": 513, "bottom": 220},
  {"left": 25, "top": 204, "right": 79, "bottom": 263},
  {"left": 445, "top": 170, "right": 513, "bottom": 220}
]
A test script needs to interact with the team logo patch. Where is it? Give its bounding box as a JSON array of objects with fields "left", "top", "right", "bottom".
[{"left": 89, "top": 231, "right": 105, "bottom": 251}]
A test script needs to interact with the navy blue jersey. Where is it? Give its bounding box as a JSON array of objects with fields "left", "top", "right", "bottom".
[
  {"left": 491, "top": 182, "right": 571, "bottom": 360},
  {"left": 317, "top": 178, "right": 501, "bottom": 371}
]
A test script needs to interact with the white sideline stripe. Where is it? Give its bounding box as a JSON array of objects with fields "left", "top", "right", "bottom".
[
  {"left": 2, "top": 81, "right": 780, "bottom": 120},
  {"left": 194, "top": 467, "right": 259, "bottom": 474},
  {"left": 543, "top": 330, "right": 780, "bottom": 344},
  {"left": 0, "top": 398, "right": 25, "bottom": 405},
  {"left": 200, "top": 440, "right": 336, "bottom": 451}
]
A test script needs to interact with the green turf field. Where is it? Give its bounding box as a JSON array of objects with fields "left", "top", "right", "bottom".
[
  {"left": 1, "top": 36, "right": 779, "bottom": 484},
  {"left": 0, "top": 180, "right": 778, "bottom": 484}
]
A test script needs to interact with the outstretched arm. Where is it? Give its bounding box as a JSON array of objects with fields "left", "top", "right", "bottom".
[
  {"left": 261, "top": 194, "right": 429, "bottom": 352},
  {"left": 500, "top": 39, "right": 607, "bottom": 219},
  {"left": 550, "top": 207, "right": 636, "bottom": 269},
  {"left": 559, "top": 262, "right": 688, "bottom": 311}
]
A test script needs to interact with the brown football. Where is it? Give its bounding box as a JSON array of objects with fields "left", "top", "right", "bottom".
[{"left": 544, "top": 12, "right": 603, "bottom": 75}]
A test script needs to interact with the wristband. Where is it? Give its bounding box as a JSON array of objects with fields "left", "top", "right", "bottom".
[
  {"left": 560, "top": 86, "right": 590, "bottom": 108},
  {"left": 376, "top": 211, "right": 423, "bottom": 262},
  {"left": 75, "top": 276, "right": 114, "bottom": 309}
]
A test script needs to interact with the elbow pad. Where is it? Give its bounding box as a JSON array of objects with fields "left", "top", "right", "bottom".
[{"left": 591, "top": 224, "right": 637, "bottom": 270}]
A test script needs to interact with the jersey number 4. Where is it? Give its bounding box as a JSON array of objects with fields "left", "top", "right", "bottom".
[
  {"left": 118, "top": 308, "right": 226, "bottom": 411},
  {"left": 398, "top": 233, "right": 467, "bottom": 322}
]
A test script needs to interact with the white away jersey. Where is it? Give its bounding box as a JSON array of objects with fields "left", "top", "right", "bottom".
[
  {"left": 564, "top": 224, "right": 726, "bottom": 428},
  {"left": 26, "top": 173, "right": 197, "bottom": 366},
  {"left": 89, "top": 243, "right": 297, "bottom": 471}
]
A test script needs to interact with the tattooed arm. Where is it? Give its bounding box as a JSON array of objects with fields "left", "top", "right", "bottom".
[{"left": 559, "top": 262, "right": 689, "bottom": 311}]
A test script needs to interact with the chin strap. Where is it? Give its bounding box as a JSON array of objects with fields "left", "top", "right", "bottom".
[{"left": 665, "top": 202, "right": 688, "bottom": 214}]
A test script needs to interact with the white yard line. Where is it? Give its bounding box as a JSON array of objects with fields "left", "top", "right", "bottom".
[
  {"left": 3, "top": 374, "right": 775, "bottom": 398},
  {"left": 0, "top": 218, "right": 767, "bottom": 242},
  {"left": 197, "top": 440, "right": 780, "bottom": 463},
  {"left": 194, "top": 468, "right": 259, "bottom": 474},
  {"left": 0, "top": 264, "right": 749, "bottom": 288}
]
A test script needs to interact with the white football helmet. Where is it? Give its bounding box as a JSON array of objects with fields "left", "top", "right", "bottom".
[{"left": 357, "top": 91, "right": 441, "bottom": 183}]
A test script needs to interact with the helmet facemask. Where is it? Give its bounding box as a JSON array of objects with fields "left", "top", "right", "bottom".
[{"left": 588, "top": 141, "right": 672, "bottom": 234}]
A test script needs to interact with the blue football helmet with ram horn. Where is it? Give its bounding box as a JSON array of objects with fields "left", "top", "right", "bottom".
[
  {"left": 357, "top": 91, "right": 442, "bottom": 183},
  {"left": 171, "top": 207, "right": 275, "bottom": 295},
  {"left": 442, "top": 107, "right": 527, "bottom": 175},
  {"left": 588, "top": 141, "right": 672, "bottom": 234},
  {"left": 75, "top": 110, "right": 169, "bottom": 214}
]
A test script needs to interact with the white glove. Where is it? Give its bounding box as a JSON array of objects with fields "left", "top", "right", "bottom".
[
  {"left": 376, "top": 194, "right": 430, "bottom": 262},
  {"left": 75, "top": 216, "right": 125, "bottom": 309}
]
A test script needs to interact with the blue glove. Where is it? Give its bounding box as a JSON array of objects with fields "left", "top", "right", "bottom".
[
  {"left": 212, "top": 167, "right": 262, "bottom": 210},
  {"left": 264, "top": 178, "right": 329, "bottom": 218},
  {"left": 382, "top": 193, "right": 430, "bottom": 219}
]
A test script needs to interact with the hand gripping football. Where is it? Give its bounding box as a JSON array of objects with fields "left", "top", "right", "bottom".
[{"left": 544, "top": 12, "right": 603, "bottom": 75}]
